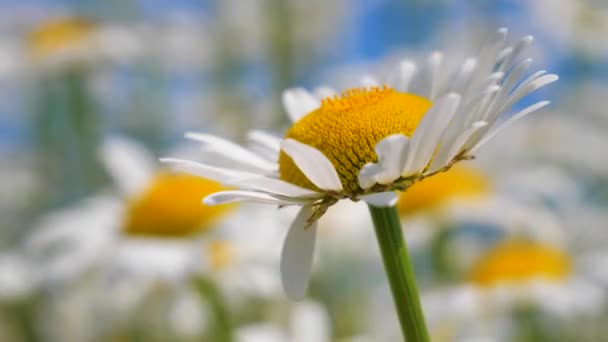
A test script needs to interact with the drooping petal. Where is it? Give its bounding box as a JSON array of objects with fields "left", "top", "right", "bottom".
[
  {"left": 280, "top": 206, "right": 317, "bottom": 300},
  {"left": 281, "top": 139, "right": 343, "bottom": 192},
  {"left": 204, "top": 190, "right": 310, "bottom": 206},
  {"left": 228, "top": 176, "right": 322, "bottom": 198},
  {"left": 282, "top": 88, "right": 321, "bottom": 123}
]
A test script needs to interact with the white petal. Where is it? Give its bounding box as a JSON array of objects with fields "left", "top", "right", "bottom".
[
  {"left": 361, "top": 192, "right": 398, "bottom": 207},
  {"left": 388, "top": 60, "right": 417, "bottom": 92},
  {"left": 498, "top": 73, "right": 558, "bottom": 115},
  {"left": 280, "top": 206, "right": 317, "bottom": 300},
  {"left": 228, "top": 176, "right": 321, "bottom": 198},
  {"left": 160, "top": 158, "right": 260, "bottom": 183},
  {"left": 402, "top": 93, "right": 461, "bottom": 176},
  {"left": 373, "top": 134, "right": 410, "bottom": 185},
  {"left": 204, "top": 190, "right": 309, "bottom": 206},
  {"left": 99, "top": 137, "right": 156, "bottom": 196},
  {"left": 280, "top": 139, "right": 343, "bottom": 192},
  {"left": 470, "top": 101, "right": 550, "bottom": 154},
  {"left": 247, "top": 130, "right": 281, "bottom": 156},
  {"left": 498, "top": 35, "right": 534, "bottom": 73},
  {"left": 282, "top": 88, "right": 320, "bottom": 123},
  {"left": 185, "top": 132, "right": 277, "bottom": 172},
  {"left": 313, "top": 86, "right": 337, "bottom": 100},
  {"left": 358, "top": 163, "right": 383, "bottom": 190},
  {"left": 360, "top": 75, "right": 379, "bottom": 87},
  {"left": 428, "top": 51, "right": 443, "bottom": 99},
  {"left": 449, "top": 57, "right": 477, "bottom": 93},
  {"left": 428, "top": 121, "right": 488, "bottom": 173}
]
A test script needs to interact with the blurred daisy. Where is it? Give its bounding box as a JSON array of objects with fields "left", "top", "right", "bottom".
[
  {"left": 421, "top": 239, "right": 605, "bottom": 340},
  {"left": 26, "top": 137, "right": 283, "bottom": 296},
  {"left": 26, "top": 17, "right": 142, "bottom": 69},
  {"left": 165, "top": 28, "right": 557, "bottom": 299}
]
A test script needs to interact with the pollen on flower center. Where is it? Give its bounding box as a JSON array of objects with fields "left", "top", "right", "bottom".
[
  {"left": 279, "top": 86, "right": 432, "bottom": 194},
  {"left": 123, "top": 172, "right": 233, "bottom": 237}
]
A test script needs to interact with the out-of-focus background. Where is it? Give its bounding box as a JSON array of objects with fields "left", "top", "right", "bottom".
[{"left": 0, "top": 0, "right": 607, "bottom": 341}]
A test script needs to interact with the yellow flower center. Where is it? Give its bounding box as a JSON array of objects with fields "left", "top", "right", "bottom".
[
  {"left": 398, "top": 165, "right": 490, "bottom": 216},
  {"left": 123, "top": 172, "right": 233, "bottom": 237},
  {"left": 279, "top": 86, "right": 431, "bottom": 194},
  {"left": 468, "top": 240, "right": 571, "bottom": 287},
  {"left": 27, "top": 18, "right": 95, "bottom": 60}
]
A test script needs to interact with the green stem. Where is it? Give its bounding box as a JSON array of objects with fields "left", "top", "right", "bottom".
[
  {"left": 368, "top": 205, "right": 429, "bottom": 342},
  {"left": 192, "top": 276, "right": 234, "bottom": 342}
]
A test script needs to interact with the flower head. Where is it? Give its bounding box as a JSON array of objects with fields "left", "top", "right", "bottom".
[
  {"left": 164, "top": 28, "right": 558, "bottom": 299},
  {"left": 27, "top": 17, "right": 96, "bottom": 61},
  {"left": 123, "top": 172, "right": 232, "bottom": 237},
  {"left": 468, "top": 239, "right": 571, "bottom": 286}
]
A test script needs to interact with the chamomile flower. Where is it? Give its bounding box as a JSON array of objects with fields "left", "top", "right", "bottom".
[
  {"left": 418, "top": 239, "right": 605, "bottom": 340},
  {"left": 165, "top": 28, "right": 557, "bottom": 299}
]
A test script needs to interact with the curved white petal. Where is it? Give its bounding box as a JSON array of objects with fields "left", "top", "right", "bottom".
[
  {"left": 402, "top": 93, "right": 461, "bottom": 176},
  {"left": 204, "top": 190, "right": 309, "bottom": 206},
  {"left": 361, "top": 192, "right": 398, "bottom": 207},
  {"left": 358, "top": 163, "right": 383, "bottom": 190},
  {"left": 498, "top": 73, "right": 558, "bottom": 115},
  {"left": 247, "top": 130, "right": 281, "bottom": 161},
  {"left": 185, "top": 132, "right": 277, "bottom": 172},
  {"left": 428, "top": 51, "right": 443, "bottom": 99},
  {"left": 281, "top": 139, "right": 343, "bottom": 192},
  {"left": 160, "top": 158, "right": 261, "bottom": 184},
  {"left": 99, "top": 137, "right": 156, "bottom": 196},
  {"left": 228, "top": 176, "right": 321, "bottom": 198},
  {"left": 387, "top": 60, "right": 417, "bottom": 92},
  {"left": 470, "top": 101, "right": 550, "bottom": 154},
  {"left": 373, "top": 134, "right": 410, "bottom": 185},
  {"left": 282, "top": 88, "right": 320, "bottom": 123},
  {"left": 449, "top": 57, "right": 477, "bottom": 93},
  {"left": 280, "top": 206, "right": 317, "bottom": 300}
]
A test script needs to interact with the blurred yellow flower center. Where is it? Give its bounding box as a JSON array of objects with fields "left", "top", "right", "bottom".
[
  {"left": 469, "top": 240, "right": 571, "bottom": 287},
  {"left": 279, "top": 86, "right": 431, "bottom": 193},
  {"left": 28, "top": 18, "right": 95, "bottom": 59},
  {"left": 209, "top": 241, "right": 234, "bottom": 271},
  {"left": 123, "top": 172, "right": 232, "bottom": 237},
  {"left": 398, "top": 165, "right": 489, "bottom": 215}
]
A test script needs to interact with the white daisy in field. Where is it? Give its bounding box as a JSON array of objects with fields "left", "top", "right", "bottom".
[
  {"left": 164, "top": 28, "right": 557, "bottom": 299},
  {"left": 423, "top": 239, "right": 604, "bottom": 339}
]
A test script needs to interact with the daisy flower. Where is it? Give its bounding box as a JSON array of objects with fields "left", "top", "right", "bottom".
[
  {"left": 420, "top": 239, "right": 605, "bottom": 340},
  {"left": 165, "top": 28, "right": 557, "bottom": 301}
]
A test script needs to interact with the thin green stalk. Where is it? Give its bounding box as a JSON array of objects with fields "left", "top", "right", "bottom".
[
  {"left": 192, "top": 276, "right": 234, "bottom": 342},
  {"left": 368, "top": 204, "right": 429, "bottom": 342}
]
